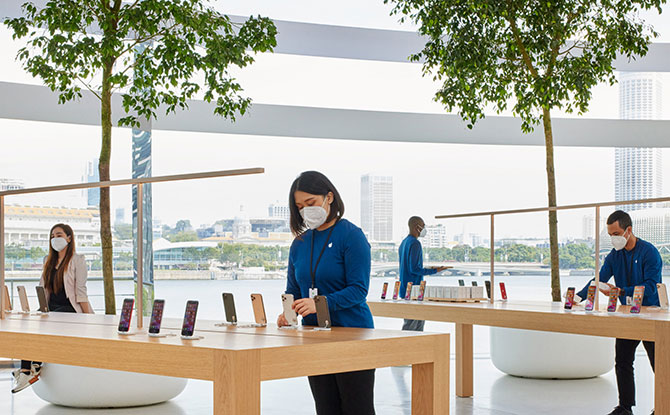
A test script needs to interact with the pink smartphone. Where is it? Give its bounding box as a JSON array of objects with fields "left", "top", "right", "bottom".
[
  {"left": 607, "top": 287, "right": 619, "bottom": 312},
  {"left": 381, "top": 282, "right": 389, "bottom": 300},
  {"left": 418, "top": 281, "right": 427, "bottom": 301},
  {"left": 630, "top": 286, "right": 645, "bottom": 314},
  {"left": 564, "top": 287, "right": 575, "bottom": 310},
  {"left": 585, "top": 284, "right": 597, "bottom": 311},
  {"left": 404, "top": 282, "right": 413, "bottom": 301},
  {"left": 392, "top": 281, "right": 400, "bottom": 300}
]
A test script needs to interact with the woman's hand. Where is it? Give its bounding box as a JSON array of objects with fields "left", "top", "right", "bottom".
[
  {"left": 277, "top": 313, "right": 289, "bottom": 327},
  {"left": 293, "top": 298, "right": 316, "bottom": 317}
]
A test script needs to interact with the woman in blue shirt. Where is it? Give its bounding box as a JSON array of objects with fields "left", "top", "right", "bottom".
[{"left": 277, "top": 171, "right": 375, "bottom": 415}]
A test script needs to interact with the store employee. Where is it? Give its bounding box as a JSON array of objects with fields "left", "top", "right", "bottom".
[
  {"left": 278, "top": 171, "right": 375, "bottom": 415},
  {"left": 575, "top": 210, "right": 662, "bottom": 415}
]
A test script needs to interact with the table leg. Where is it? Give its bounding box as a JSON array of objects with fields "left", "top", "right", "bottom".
[
  {"left": 412, "top": 334, "right": 450, "bottom": 415},
  {"left": 456, "top": 323, "right": 473, "bottom": 397},
  {"left": 214, "top": 350, "right": 261, "bottom": 415},
  {"left": 655, "top": 323, "right": 670, "bottom": 413}
]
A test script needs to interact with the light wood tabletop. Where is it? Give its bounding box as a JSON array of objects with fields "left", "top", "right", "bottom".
[
  {"left": 368, "top": 299, "right": 670, "bottom": 414},
  {"left": 1, "top": 311, "right": 450, "bottom": 414}
]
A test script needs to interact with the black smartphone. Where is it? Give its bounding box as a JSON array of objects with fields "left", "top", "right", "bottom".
[
  {"left": 471, "top": 281, "right": 478, "bottom": 287},
  {"left": 314, "top": 295, "right": 331, "bottom": 329},
  {"left": 222, "top": 293, "right": 237, "bottom": 324},
  {"left": 181, "top": 300, "right": 199, "bottom": 337},
  {"left": 458, "top": 279, "right": 465, "bottom": 287},
  {"left": 484, "top": 281, "right": 491, "bottom": 299},
  {"left": 118, "top": 298, "right": 134, "bottom": 332},
  {"left": 35, "top": 286, "right": 49, "bottom": 313},
  {"left": 148, "top": 299, "right": 165, "bottom": 335}
]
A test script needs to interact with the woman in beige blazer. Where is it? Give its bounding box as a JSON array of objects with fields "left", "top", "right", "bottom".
[{"left": 13, "top": 223, "right": 93, "bottom": 393}]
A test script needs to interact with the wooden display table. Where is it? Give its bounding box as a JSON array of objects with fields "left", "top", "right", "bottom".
[
  {"left": 368, "top": 299, "right": 670, "bottom": 413},
  {"left": 0, "top": 312, "right": 449, "bottom": 414}
]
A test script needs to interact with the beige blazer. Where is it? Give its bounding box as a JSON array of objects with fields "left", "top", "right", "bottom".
[{"left": 40, "top": 253, "right": 93, "bottom": 314}]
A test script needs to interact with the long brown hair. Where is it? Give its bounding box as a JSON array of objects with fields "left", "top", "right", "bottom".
[{"left": 42, "top": 223, "right": 76, "bottom": 294}]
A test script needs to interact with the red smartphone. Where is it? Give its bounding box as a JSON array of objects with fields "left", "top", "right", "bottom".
[
  {"left": 381, "top": 282, "right": 389, "bottom": 300},
  {"left": 418, "top": 281, "right": 427, "bottom": 301},
  {"left": 148, "top": 299, "right": 165, "bottom": 335},
  {"left": 630, "top": 286, "right": 645, "bottom": 314},
  {"left": 117, "top": 298, "right": 134, "bottom": 333},
  {"left": 404, "top": 282, "right": 413, "bottom": 300},
  {"left": 499, "top": 282, "right": 507, "bottom": 300},
  {"left": 607, "top": 287, "right": 620, "bottom": 312},
  {"left": 181, "top": 300, "right": 199, "bottom": 337},
  {"left": 392, "top": 281, "right": 400, "bottom": 300},
  {"left": 564, "top": 287, "right": 576, "bottom": 310},
  {"left": 584, "top": 284, "right": 596, "bottom": 311}
]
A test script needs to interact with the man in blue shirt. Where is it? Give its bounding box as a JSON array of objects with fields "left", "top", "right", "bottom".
[
  {"left": 398, "top": 216, "right": 448, "bottom": 331},
  {"left": 576, "top": 210, "right": 663, "bottom": 415}
]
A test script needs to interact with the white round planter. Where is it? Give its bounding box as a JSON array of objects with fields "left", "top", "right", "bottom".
[
  {"left": 490, "top": 327, "right": 614, "bottom": 379},
  {"left": 32, "top": 364, "right": 187, "bottom": 408}
]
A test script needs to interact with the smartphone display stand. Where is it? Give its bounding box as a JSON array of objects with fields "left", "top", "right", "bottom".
[
  {"left": 180, "top": 334, "right": 203, "bottom": 340},
  {"left": 279, "top": 322, "right": 299, "bottom": 330},
  {"left": 313, "top": 325, "right": 331, "bottom": 331},
  {"left": 214, "top": 321, "right": 237, "bottom": 327},
  {"left": 117, "top": 331, "right": 135, "bottom": 336},
  {"left": 148, "top": 332, "right": 177, "bottom": 338}
]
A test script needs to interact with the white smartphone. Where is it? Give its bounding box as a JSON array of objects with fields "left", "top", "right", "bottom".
[
  {"left": 17, "top": 286, "right": 30, "bottom": 313},
  {"left": 657, "top": 283, "right": 669, "bottom": 310},
  {"left": 281, "top": 294, "right": 298, "bottom": 327}
]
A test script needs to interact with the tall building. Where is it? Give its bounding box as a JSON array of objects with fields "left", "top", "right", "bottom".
[
  {"left": 268, "top": 203, "right": 290, "bottom": 222},
  {"left": 115, "top": 208, "right": 126, "bottom": 225},
  {"left": 615, "top": 72, "right": 663, "bottom": 211},
  {"left": 0, "top": 178, "right": 25, "bottom": 191},
  {"left": 420, "top": 224, "right": 448, "bottom": 248},
  {"left": 360, "top": 174, "right": 393, "bottom": 242},
  {"left": 86, "top": 159, "right": 100, "bottom": 207},
  {"left": 630, "top": 208, "right": 670, "bottom": 247}
]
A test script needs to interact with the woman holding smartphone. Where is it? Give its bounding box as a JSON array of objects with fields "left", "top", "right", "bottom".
[
  {"left": 12, "top": 223, "right": 93, "bottom": 393},
  {"left": 277, "top": 171, "right": 375, "bottom": 415}
]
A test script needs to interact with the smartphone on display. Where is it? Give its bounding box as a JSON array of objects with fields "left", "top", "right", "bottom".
[
  {"left": 281, "top": 294, "right": 298, "bottom": 326},
  {"left": 117, "top": 298, "right": 134, "bottom": 333},
  {"left": 607, "top": 287, "right": 620, "bottom": 312},
  {"left": 458, "top": 279, "right": 465, "bottom": 287},
  {"left": 484, "top": 281, "right": 491, "bottom": 299},
  {"left": 630, "top": 286, "right": 645, "bottom": 314},
  {"left": 314, "top": 295, "right": 331, "bottom": 329},
  {"left": 657, "top": 283, "right": 669, "bottom": 309},
  {"left": 3, "top": 285, "right": 11, "bottom": 311},
  {"left": 585, "top": 284, "right": 597, "bottom": 312},
  {"left": 392, "top": 281, "right": 400, "bottom": 300},
  {"left": 181, "top": 300, "right": 199, "bottom": 337},
  {"left": 471, "top": 281, "right": 478, "bottom": 287},
  {"left": 148, "top": 299, "right": 165, "bottom": 335},
  {"left": 564, "top": 287, "right": 576, "bottom": 310},
  {"left": 499, "top": 282, "right": 507, "bottom": 301},
  {"left": 222, "top": 293, "right": 237, "bottom": 324},
  {"left": 35, "top": 286, "right": 49, "bottom": 313},
  {"left": 250, "top": 293, "right": 267, "bottom": 325},
  {"left": 404, "top": 282, "right": 413, "bottom": 301},
  {"left": 17, "top": 286, "right": 30, "bottom": 312},
  {"left": 381, "top": 282, "right": 389, "bottom": 300},
  {"left": 418, "top": 281, "right": 427, "bottom": 301}
]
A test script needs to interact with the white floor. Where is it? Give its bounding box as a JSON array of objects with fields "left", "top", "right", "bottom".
[{"left": 0, "top": 352, "right": 656, "bottom": 415}]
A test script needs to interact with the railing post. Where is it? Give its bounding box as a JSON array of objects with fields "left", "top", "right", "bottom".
[
  {"left": 490, "top": 214, "right": 495, "bottom": 304},
  {"left": 594, "top": 206, "right": 600, "bottom": 310},
  {"left": 1, "top": 195, "right": 4, "bottom": 319},
  {"left": 136, "top": 183, "right": 143, "bottom": 328}
]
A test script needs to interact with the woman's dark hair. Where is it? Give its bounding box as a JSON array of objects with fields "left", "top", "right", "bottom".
[
  {"left": 42, "top": 223, "right": 76, "bottom": 294},
  {"left": 289, "top": 171, "right": 345, "bottom": 236}
]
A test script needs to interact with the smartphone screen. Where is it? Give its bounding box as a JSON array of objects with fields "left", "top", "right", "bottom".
[
  {"left": 484, "top": 281, "right": 491, "bottom": 299},
  {"left": 458, "top": 280, "right": 465, "bottom": 287},
  {"left": 499, "top": 282, "right": 507, "bottom": 300},
  {"left": 149, "top": 299, "right": 165, "bottom": 334},
  {"left": 251, "top": 294, "right": 267, "bottom": 325},
  {"left": 585, "top": 285, "right": 596, "bottom": 311},
  {"left": 315, "top": 295, "right": 331, "bottom": 328},
  {"left": 181, "top": 300, "right": 199, "bottom": 336},
  {"left": 418, "top": 281, "right": 427, "bottom": 301},
  {"left": 381, "top": 282, "right": 389, "bottom": 300},
  {"left": 564, "top": 287, "right": 575, "bottom": 310},
  {"left": 392, "top": 281, "right": 400, "bottom": 300},
  {"left": 222, "top": 293, "right": 237, "bottom": 323},
  {"left": 607, "top": 287, "right": 619, "bottom": 312},
  {"left": 118, "top": 298, "right": 134, "bottom": 332},
  {"left": 404, "top": 282, "right": 413, "bottom": 301},
  {"left": 630, "top": 286, "right": 645, "bottom": 314}
]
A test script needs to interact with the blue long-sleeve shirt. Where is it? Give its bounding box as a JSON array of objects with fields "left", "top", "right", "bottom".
[
  {"left": 577, "top": 238, "right": 663, "bottom": 306},
  {"left": 399, "top": 235, "right": 437, "bottom": 297},
  {"left": 286, "top": 219, "right": 374, "bottom": 328}
]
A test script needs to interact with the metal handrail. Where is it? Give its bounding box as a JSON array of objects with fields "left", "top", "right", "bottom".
[
  {"left": 0, "top": 167, "right": 265, "bottom": 324},
  {"left": 435, "top": 195, "right": 670, "bottom": 308}
]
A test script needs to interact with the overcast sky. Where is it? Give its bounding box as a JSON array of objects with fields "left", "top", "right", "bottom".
[{"left": 1, "top": 1, "right": 668, "bottom": 242}]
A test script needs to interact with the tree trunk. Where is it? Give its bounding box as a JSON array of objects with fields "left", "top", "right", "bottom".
[
  {"left": 100, "top": 60, "right": 116, "bottom": 314},
  {"left": 542, "top": 108, "right": 561, "bottom": 301}
]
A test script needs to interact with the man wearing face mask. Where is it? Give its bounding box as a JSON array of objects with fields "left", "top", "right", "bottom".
[
  {"left": 398, "top": 216, "right": 448, "bottom": 331},
  {"left": 575, "top": 210, "right": 662, "bottom": 415}
]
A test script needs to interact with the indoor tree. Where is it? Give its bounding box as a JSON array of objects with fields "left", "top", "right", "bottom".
[
  {"left": 384, "top": 0, "right": 663, "bottom": 300},
  {"left": 5, "top": 0, "right": 276, "bottom": 313}
]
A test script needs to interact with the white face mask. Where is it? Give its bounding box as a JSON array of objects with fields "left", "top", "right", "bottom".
[
  {"left": 51, "top": 237, "right": 69, "bottom": 252},
  {"left": 419, "top": 227, "right": 427, "bottom": 238},
  {"left": 300, "top": 196, "right": 330, "bottom": 230},
  {"left": 611, "top": 230, "right": 629, "bottom": 251}
]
